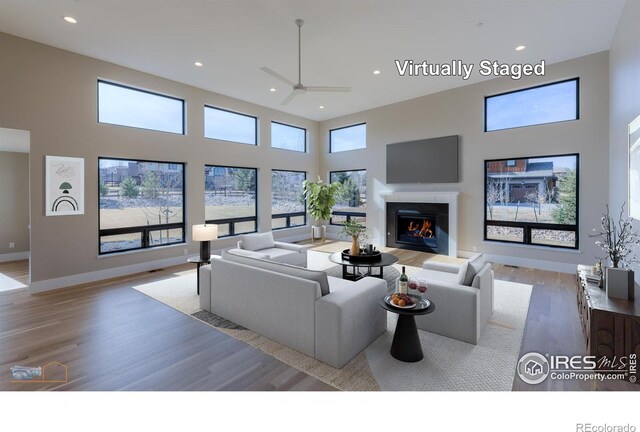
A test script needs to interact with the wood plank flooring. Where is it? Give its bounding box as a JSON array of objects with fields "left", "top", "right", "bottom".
[
  {"left": 0, "top": 259, "right": 29, "bottom": 284},
  {"left": 1, "top": 248, "right": 636, "bottom": 391}
]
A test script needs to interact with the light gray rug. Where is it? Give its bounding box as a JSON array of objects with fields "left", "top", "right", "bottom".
[{"left": 132, "top": 254, "right": 532, "bottom": 391}]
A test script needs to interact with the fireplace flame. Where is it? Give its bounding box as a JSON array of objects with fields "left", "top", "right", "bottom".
[{"left": 408, "top": 219, "right": 434, "bottom": 239}]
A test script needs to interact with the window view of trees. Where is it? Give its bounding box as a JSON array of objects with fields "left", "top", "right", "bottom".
[
  {"left": 204, "top": 166, "right": 257, "bottom": 237},
  {"left": 330, "top": 170, "right": 366, "bottom": 225},
  {"left": 485, "top": 154, "right": 579, "bottom": 249},
  {"left": 271, "top": 170, "right": 306, "bottom": 229},
  {"left": 98, "top": 158, "right": 185, "bottom": 254}
]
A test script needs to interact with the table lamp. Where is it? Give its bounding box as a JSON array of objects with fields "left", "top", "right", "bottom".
[{"left": 192, "top": 224, "right": 218, "bottom": 261}]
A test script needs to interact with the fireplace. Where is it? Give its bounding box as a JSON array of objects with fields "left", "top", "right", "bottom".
[{"left": 386, "top": 202, "right": 449, "bottom": 254}]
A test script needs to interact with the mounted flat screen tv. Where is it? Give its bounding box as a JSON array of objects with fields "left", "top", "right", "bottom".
[{"left": 386, "top": 135, "right": 459, "bottom": 183}]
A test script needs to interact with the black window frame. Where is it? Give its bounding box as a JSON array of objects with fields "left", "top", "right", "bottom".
[
  {"left": 97, "top": 80, "right": 186, "bottom": 135},
  {"left": 271, "top": 121, "right": 307, "bottom": 153},
  {"left": 329, "top": 169, "right": 367, "bottom": 226},
  {"left": 329, "top": 122, "right": 367, "bottom": 153},
  {"left": 204, "top": 165, "right": 258, "bottom": 238},
  {"left": 484, "top": 153, "right": 580, "bottom": 250},
  {"left": 204, "top": 105, "right": 258, "bottom": 145},
  {"left": 98, "top": 156, "right": 186, "bottom": 255},
  {"left": 484, "top": 78, "right": 580, "bottom": 132},
  {"left": 271, "top": 169, "right": 307, "bottom": 230}
]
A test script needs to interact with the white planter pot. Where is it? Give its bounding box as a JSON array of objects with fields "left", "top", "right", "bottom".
[
  {"left": 605, "top": 267, "right": 635, "bottom": 300},
  {"left": 312, "top": 225, "right": 325, "bottom": 239}
]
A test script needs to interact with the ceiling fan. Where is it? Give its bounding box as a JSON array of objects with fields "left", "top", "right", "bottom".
[{"left": 261, "top": 19, "right": 351, "bottom": 106}]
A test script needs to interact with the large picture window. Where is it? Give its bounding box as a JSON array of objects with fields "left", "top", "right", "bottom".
[
  {"left": 98, "top": 80, "right": 185, "bottom": 134},
  {"left": 485, "top": 78, "right": 579, "bottom": 132},
  {"left": 272, "top": 170, "right": 306, "bottom": 230},
  {"left": 484, "top": 153, "right": 579, "bottom": 249},
  {"left": 329, "top": 123, "right": 366, "bottom": 153},
  {"left": 204, "top": 106, "right": 257, "bottom": 145},
  {"left": 330, "top": 170, "right": 366, "bottom": 225},
  {"left": 205, "top": 165, "right": 257, "bottom": 237},
  {"left": 271, "top": 122, "right": 306, "bottom": 152},
  {"left": 98, "top": 158, "right": 185, "bottom": 254}
]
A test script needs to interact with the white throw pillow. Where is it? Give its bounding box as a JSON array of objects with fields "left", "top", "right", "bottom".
[
  {"left": 462, "top": 254, "right": 486, "bottom": 286},
  {"left": 456, "top": 262, "right": 468, "bottom": 285},
  {"left": 241, "top": 232, "right": 275, "bottom": 251}
]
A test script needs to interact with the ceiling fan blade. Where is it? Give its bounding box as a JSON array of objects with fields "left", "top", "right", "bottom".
[
  {"left": 260, "top": 66, "right": 295, "bottom": 87},
  {"left": 281, "top": 91, "right": 299, "bottom": 106},
  {"left": 305, "top": 86, "right": 351, "bottom": 92}
]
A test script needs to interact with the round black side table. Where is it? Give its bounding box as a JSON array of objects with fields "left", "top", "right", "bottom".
[{"left": 379, "top": 296, "right": 435, "bottom": 362}]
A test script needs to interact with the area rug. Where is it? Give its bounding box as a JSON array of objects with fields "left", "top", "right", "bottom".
[{"left": 132, "top": 251, "right": 533, "bottom": 391}]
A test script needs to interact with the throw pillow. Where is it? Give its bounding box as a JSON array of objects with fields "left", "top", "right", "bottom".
[
  {"left": 456, "top": 261, "right": 468, "bottom": 285},
  {"left": 241, "top": 232, "right": 275, "bottom": 251},
  {"left": 462, "top": 254, "right": 486, "bottom": 286}
]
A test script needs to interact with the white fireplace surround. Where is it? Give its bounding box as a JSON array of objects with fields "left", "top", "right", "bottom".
[{"left": 381, "top": 191, "right": 459, "bottom": 257}]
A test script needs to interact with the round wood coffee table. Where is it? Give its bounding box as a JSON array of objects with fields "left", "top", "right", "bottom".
[
  {"left": 379, "top": 295, "right": 435, "bottom": 362},
  {"left": 328, "top": 251, "right": 398, "bottom": 281}
]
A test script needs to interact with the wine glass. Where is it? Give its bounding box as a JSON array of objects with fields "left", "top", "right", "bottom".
[
  {"left": 418, "top": 279, "right": 428, "bottom": 302},
  {"left": 408, "top": 277, "right": 418, "bottom": 296}
]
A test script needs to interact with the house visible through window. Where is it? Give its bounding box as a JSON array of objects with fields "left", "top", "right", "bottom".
[
  {"left": 330, "top": 170, "right": 367, "bottom": 225},
  {"left": 204, "top": 165, "right": 257, "bottom": 237},
  {"left": 204, "top": 106, "right": 257, "bottom": 145},
  {"left": 485, "top": 153, "right": 579, "bottom": 249},
  {"left": 98, "top": 158, "right": 185, "bottom": 254},
  {"left": 485, "top": 78, "right": 579, "bottom": 132},
  {"left": 97, "top": 80, "right": 185, "bottom": 134},
  {"left": 330, "top": 123, "right": 366, "bottom": 153},
  {"left": 271, "top": 170, "right": 306, "bottom": 230}
]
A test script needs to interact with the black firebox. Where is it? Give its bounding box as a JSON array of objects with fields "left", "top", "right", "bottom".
[{"left": 386, "top": 202, "right": 449, "bottom": 255}]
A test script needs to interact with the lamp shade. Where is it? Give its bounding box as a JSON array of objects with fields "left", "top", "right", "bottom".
[{"left": 192, "top": 224, "right": 218, "bottom": 241}]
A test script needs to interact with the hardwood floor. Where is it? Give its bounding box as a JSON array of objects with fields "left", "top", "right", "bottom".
[
  {"left": 1, "top": 246, "right": 636, "bottom": 391},
  {"left": 0, "top": 265, "right": 333, "bottom": 391},
  {"left": 0, "top": 259, "right": 29, "bottom": 285}
]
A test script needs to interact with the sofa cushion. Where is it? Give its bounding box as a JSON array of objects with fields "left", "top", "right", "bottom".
[
  {"left": 413, "top": 268, "right": 460, "bottom": 285},
  {"left": 223, "top": 250, "right": 330, "bottom": 296},
  {"left": 456, "top": 261, "right": 468, "bottom": 285},
  {"left": 241, "top": 232, "right": 275, "bottom": 251},
  {"left": 462, "top": 254, "right": 486, "bottom": 286}
]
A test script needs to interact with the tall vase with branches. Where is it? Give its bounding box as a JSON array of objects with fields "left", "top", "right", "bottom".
[{"left": 590, "top": 203, "right": 640, "bottom": 299}]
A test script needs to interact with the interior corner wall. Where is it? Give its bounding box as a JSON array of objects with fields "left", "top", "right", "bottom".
[
  {"left": 319, "top": 51, "right": 610, "bottom": 272},
  {"left": 0, "top": 151, "right": 29, "bottom": 254},
  {"left": 609, "top": 0, "right": 640, "bottom": 282},
  {"left": 0, "top": 32, "right": 320, "bottom": 288}
]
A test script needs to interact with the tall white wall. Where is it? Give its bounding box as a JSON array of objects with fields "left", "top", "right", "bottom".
[{"left": 320, "top": 52, "right": 610, "bottom": 272}]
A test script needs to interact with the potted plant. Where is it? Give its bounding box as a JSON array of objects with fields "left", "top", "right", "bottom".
[
  {"left": 591, "top": 203, "right": 640, "bottom": 299},
  {"left": 302, "top": 177, "right": 342, "bottom": 241},
  {"left": 338, "top": 219, "right": 368, "bottom": 256}
]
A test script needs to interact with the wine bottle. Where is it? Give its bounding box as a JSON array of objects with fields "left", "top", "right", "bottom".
[{"left": 399, "top": 266, "right": 408, "bottom": 294}]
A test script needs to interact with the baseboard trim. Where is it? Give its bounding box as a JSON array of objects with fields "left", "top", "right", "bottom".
[
  {"left": 0, "top": 251, "right": 30, "bottom": 263},
  {"left": 28, "top": 255, "right": 189, "bottom": 294}
]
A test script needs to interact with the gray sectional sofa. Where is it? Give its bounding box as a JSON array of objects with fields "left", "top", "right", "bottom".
[{"left": 199, "top": 250, "right": 387, "bottom": 368}]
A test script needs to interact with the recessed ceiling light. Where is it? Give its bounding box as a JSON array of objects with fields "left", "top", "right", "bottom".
[
  {"left": 476, "top": 22, "right": 484, "bottom": 28},
  {"left": 373, "top": 70, "right": 381, "bottom": 75},
  {"left": 319, "top": 105, "right": 325, "bottom": 109},
  {"left": 63, "top": 16, "right": 77, "bottom": 24},
  {"left": 194, "top": 61, "right": 203, "bottom": 67},
  {"left": 269, "top": 88, "right": 276, "bottom": 92},
  {"left": 515, "top": 45, "right": 526, "bottom": 51}
]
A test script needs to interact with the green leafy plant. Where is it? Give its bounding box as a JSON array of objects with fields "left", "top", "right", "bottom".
[
  {"left": 302, "top": 177, "right": 342, "bottom": 225},
  {"left": 119, "top": 176, "right": 139, "bottom": 198},
  {"left": 99, "top": 179, "right": 109, "bottom": 197},
  {"left": 141, "top": 171, "right": 161, "bottom": 199},
  {"left": 338, "top": 219, "right": 368, "bottom": 242}
]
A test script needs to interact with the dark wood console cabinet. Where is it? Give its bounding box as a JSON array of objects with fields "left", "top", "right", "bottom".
[{"left": 576, "top": 265, "right": 640, "bottom": 383}]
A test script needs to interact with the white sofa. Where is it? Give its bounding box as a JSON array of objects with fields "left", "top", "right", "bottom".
[
  {"left": 412, "top": 253, "right": 494, "bottom": 344},
  {"left": 199, "top": 250, "right": 387, "bottom": 368},
  {"left": 227, "top": 231, "right": 308, "bottom": 267}
]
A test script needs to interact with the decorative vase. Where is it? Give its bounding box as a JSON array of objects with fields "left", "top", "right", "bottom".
[
  {"left": 312, "top": 225, "right": 323, "bottom": 239},
  {"left": 605, "top": 267, "right": 635, "bottom": 300},
  {"left": 350, "top": 236, "right": 360, "bottom": 256}
]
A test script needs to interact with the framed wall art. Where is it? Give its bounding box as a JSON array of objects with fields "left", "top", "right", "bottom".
[{"left": 45, "top": 155, "right": 84, "bottom": 216}]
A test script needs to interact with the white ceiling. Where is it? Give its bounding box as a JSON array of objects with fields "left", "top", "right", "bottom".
[{"left": 0, "top": 0, "right": 625, "bottom": 121}]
